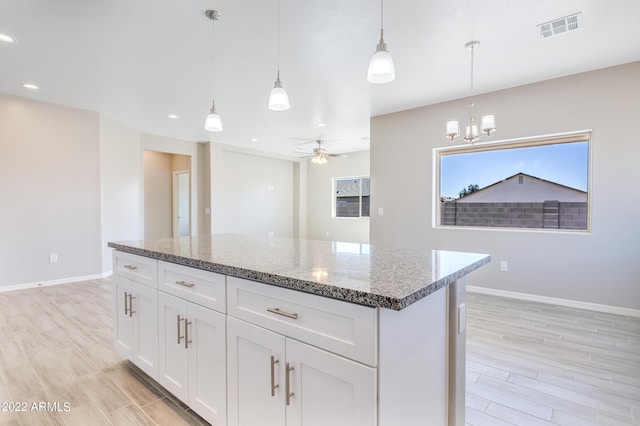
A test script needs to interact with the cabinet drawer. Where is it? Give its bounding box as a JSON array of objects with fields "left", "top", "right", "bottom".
[
  {"left": 227, "top": 277, "right": 377, "bottom": 366},
  {"left": 158, "top": 261, "right": 226, "bottom": 313},
  {"left": 113, "top": 251, "right": 158, "bottom": 288}
]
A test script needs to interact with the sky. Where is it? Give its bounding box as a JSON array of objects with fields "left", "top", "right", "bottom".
[{"left": 440, "top": 141, "right": 589, "bottom": 198}]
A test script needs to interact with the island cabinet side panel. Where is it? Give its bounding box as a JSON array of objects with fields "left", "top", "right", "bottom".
[{"left": 378, "top": 287, "right": 448, "bottom": 426}]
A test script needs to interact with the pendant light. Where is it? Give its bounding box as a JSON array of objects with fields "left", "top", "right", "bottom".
[
  {"left": 205, "top": 10, "right": 223, "bottom": 132},
  {"left": 268, "top": 0, "right": 290, "bottom": 111},
  {"left": 367, "top": 0, "right": 395, "bottom": 84},
  {"left": 446, "top": 41, "right": 496, "bottom": 143}
]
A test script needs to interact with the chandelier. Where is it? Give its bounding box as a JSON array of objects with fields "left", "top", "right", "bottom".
[{"left": 446, "top": 41, "right": 495, "bottom": 143}]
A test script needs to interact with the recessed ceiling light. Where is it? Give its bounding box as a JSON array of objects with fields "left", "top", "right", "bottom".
[
  {"left": 317, "top": 122, "right": 327, "bottom": 127},
  {"left": 22, "top": 83, "right": 39, "bottom": 90},
  {"left": 168, "top": 114, "right": 179, "bottom": 119},
  {"left": 0, "top": 33, "right": 15, "bottom": 43},
  {"left": 250, "top": 137, "right": 259, "bottom": 142}
]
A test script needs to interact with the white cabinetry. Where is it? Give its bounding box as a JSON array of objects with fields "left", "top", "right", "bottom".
[
  {"left": 226, "top": 278, "right": 377, "bottom": 426},
  {"left": 112, "top": 252, "right": 158, "bottom": 379},
  {"left": 157, "top": 261, "right": 227, "bottom": 426},
  {"left": 111, "top": 250, "right": 456, "bottom": 426}
]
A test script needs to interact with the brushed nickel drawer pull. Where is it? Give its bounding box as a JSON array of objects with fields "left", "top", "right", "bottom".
[
  {"left": 124, "top": 291, "right": 130, "bottom": 315},
  {"left": 175, "top": 280, "right": 195, "bottom": 288},
  {"left": 123, "top": 264, "right": 138, "bottom": 271},
  {"left": 128, "top": 294, "right": 136, "bottom": 317},
  {"left": 267, "top": 307, "right": 298, "bottom": 320},
  {"left": 184, "top": 319, "right": 192, "bottom": 349},
  {"left": 177, "top": 315, "right": 185, "bottom": 344},
  {"left": 285, "top": 362, "right": 295, "bottom": 405},
  {"left": 270, "top": 355, "right": 280, "bottom": 396}
]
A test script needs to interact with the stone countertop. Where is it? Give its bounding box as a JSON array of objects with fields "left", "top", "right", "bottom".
[{"left": 108, "top": 234, "right": 490, "bottom": 311}]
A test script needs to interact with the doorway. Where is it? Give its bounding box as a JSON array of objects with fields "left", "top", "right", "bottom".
[
  {"left": 173, "top": 170, "right": 190, "bottom": 237},
  {"left": 143, "top": 150, "right": 191, "bottom": 239}
]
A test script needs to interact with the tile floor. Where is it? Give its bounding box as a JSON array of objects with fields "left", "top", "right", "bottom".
[{"left": 0, "top": 279, "right": 638, "bottom": 425}]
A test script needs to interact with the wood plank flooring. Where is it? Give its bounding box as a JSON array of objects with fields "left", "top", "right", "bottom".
[
  {"left": 0, "top": 279, "right": 638, "bottom": 425},
  {"left": 466, "top": 292, "right": 640, "bottom": 426}
]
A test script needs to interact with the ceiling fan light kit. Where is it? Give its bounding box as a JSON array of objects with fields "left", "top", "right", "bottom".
[
  {"left": 205, "top": 9, "right": 223, "bottom": 132},
  {"left": 446, "top": 41, "right": 496, "bottom": 143}
]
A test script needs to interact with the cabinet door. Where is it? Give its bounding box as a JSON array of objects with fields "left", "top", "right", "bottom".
[
  {"left": 131, "top": 282, "right": 158, "bottom": 380},
  {"left": 286, "top": 339, "right": 377, "bottom": 426},
  {"left": 187, "top": 303, "right": 226, "bottom": 426},
  {"left": 112, "top": 275, "right": 133, "bottom": 359},
  {"left": 227, "top": 317, "right": 286, "bottom": 426},
  {"left": 158, "top": 292, "right": 189, "bottom": 403}
]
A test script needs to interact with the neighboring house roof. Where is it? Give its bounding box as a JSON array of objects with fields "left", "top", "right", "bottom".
[{"left": 457, "top": 172, "right": 587, "bottom": 203}]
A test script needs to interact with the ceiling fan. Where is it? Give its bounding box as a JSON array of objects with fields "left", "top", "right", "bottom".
[{"left": 294, "top": 139, "right": 346, "bottom": 165}]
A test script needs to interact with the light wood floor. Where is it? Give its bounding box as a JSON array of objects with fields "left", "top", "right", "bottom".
[
  {"left": 0, "top": 279, "right": 638, "bottom": 425},
  {"left": 466, "top": 292, "right": 640, "bottom": 426}
]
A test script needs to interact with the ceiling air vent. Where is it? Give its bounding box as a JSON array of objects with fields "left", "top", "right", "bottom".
[{"left": 537, "top": 12, "right": 582, "bottom": 38}]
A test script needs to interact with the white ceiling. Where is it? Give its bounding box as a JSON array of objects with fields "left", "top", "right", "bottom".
[{"left": 1, "top": 0, "right": 639, "bottom": 157}]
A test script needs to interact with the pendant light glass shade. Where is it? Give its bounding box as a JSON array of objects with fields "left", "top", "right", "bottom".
[
  {"left": 205, "top": 10, "right": 223, "bottom": 132},
  {"left": 269, "top": 0, "right": 290, "bottom": 111},
  {"left": 205, "top": 100, "right": 223, "bottom": 132},
  {"left": 367, "top": 37, "right": 395, "bottom": 84},
  {"left": 269, "top": 74, "right": 290, "bottom": 111}
]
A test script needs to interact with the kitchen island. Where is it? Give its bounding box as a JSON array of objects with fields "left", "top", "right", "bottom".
[{"left": 108, "top": 234, "right": 490, "bottom": 426}]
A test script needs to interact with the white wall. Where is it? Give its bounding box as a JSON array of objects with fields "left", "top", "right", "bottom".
[
  {"left": 370, "top": 62, "right": 640, "bottom": 310},
  {"left": 306, "top": 151, "right": 370, "bottom": 243},
  {"left": 0, "top": 93, "right": 103, "bottom": 288},
  {"left": 99, "top": 115, "right": 143, "bottom": 272},
  {"left": 210, "top": 145, "right": 294, "bottom": 238},
  {"left": 143, "top": 150, "right": 173, "bottom": 239}
]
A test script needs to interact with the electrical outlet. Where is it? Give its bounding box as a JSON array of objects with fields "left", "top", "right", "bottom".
[
  {"left": 49, "top": 253, "right": 58, "bottom": 263},
  {"left": 378, "top": 207, "right": 384, "bottom": 216},
  {"left": 268, "top": 231, "right": 274, "bottom": 237},
  {"left": 500, "top": 260, "right": 508, "bottom": 272}
]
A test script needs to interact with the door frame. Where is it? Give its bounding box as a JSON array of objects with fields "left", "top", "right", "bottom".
[{"left": 173, "top": 169, "right": 191, "bottom": 237}]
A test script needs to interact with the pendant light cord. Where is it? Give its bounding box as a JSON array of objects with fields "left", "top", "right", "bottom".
[
  {"left": 210, "top": 16, "right": 215, "bottom": 99},
  {"left": 380, "top": 0, "right": 384, "bottom": 41},
  {"left": 468, "top": 44, "right": 475, "bottom": 124},
  {"left": 277, "top": 0, "right": 281, "bottom": 77}
]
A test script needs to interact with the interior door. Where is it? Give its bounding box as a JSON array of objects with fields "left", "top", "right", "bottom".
[{"left": 173, "top": 170, "right": 190, "bottom": 237}]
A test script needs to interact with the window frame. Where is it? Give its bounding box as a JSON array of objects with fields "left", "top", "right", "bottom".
[
  {"left": 333, "top": 176, "right": 370, "bottom": 219},
  {"left": 433, "top": 130, "right": 592, "bottom": 233}
]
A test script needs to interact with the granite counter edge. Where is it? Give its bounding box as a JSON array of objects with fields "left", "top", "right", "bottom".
[{"left": 108, "top": 242, "right": 490, "bottom": 311}]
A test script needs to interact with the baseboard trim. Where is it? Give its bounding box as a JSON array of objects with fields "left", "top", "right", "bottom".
[
  {"left": 467, "top": 286, "right": 640, "bottom": 318},
  {"left": 0, "top": 272, "right": 112, "bottom": 293}
]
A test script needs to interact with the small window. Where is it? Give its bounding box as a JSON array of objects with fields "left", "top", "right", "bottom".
[
  {"left": 335, "top": 177, "right": 370, "bottom": 218},
  {"left": 436, "top": 132, "right": 590, "bottom": 231}
]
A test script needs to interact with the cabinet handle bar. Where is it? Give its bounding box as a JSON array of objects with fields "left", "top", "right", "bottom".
[
  {"left": 124, "top": 291, "right": 129, "bottom": 315},
  {"left": 270, "top": 355, "right": 280, "bottom": 397},
  {"left": 285, "top": 362, "right": 295, "bottom": 406},
  {"left": 267, "top": 307, "right": 298, "bottom": 320},
  {"left": 128, "top": 294, "right": 136, "bottom": 317},
  {"left": 175, "top": 280, "right": 195, "bottom": 288},
  {"left": 123, "top": 264, "right": 138, "bottom": 271},
  {"left": 185, "top": 319, "right": 192, "bottom": 349},
  {"left": 177, "top": 315, "right": 184, "bottom": 344}
]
